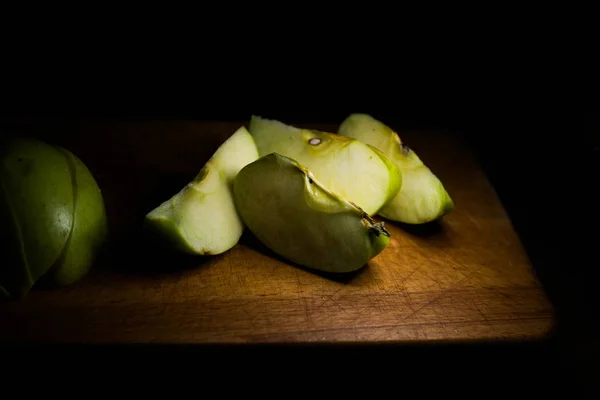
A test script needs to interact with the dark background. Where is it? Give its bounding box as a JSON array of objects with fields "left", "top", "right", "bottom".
[{"left": 1, "top": 86, "right": 596, "bottom": 392}]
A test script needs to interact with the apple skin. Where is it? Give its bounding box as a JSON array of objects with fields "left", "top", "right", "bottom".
[
  {"left": 0, "top": 137, "right": 108, "bottom": 298},
  {"left": 233, "top": 153, "right": 390, "bottom": 273},
  {"left": 47, "top": 148, "right": 109, "bottom": 286}
]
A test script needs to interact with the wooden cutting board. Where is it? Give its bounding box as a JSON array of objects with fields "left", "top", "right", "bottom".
[{"left": 0, "top": 119, "right": 554, "bottom": 344}]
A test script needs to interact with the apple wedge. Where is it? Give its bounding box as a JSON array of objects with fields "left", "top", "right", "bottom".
[
  {"left": 249, "top": 116, "right": 401, "bottom": 216},
  {"left": 146, "top": 126, "right": 259, "bottom": 255},
  {"left": 234, "top": 153, "right": 390, "bottom": 273},
  {"left": 339, "top": 113, "right": 453, "bottom": 224}
]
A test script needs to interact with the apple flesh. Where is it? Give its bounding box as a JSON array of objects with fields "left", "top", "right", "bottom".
[
  {"left": 233, "top": 153, "right": 390, "bottom": 273},
  {"left": 249, "top": 116, "right": 401, "bottom": 216},
  {"left": 339, "top": 113, "right": 453, "bottom": 224},
  {"left": 145, "top": 126, "right": 259, "bottom": 255}
]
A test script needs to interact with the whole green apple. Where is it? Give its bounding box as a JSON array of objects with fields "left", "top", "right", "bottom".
[{"left": 0, "top": 137, "right": 108, "bottom": 298}]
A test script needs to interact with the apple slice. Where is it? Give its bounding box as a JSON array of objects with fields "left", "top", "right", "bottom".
[
  {"left": 234, "top": 153, "right": 390, "bottom": 273},
  {"left": 249, "top": 116, "right": 401, "bottom": 216},
  {"left": 339, "top": 113, "right": 453, "bottom": 224},
  {"left": 146, "top": 126, "right": 259, "bottom": 255}
]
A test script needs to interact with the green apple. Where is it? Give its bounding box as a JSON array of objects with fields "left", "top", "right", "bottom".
[
  {"left": 47, "top": 148, "right": 109, "bottom": 286},
  {"left": 0, "top": 137, "right": 108, "bottom": 298},
  {"left": 233, "top": 153, "right": 390, "bottom": 273},
  {"left": 145, "top": 126, "right": 259, "bottom": 255},
  {"left": 249, "top": 116, "right": 401, "bottom": 216},
  {"left": 339, "top": 113, "right": 453, "bottom": 224}
]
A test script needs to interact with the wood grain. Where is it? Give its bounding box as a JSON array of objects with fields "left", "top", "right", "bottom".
[{"left": 0, "top": 119, "right": 554, "bottom": 344}]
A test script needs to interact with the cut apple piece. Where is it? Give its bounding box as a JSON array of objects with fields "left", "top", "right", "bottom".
[
  {"left": 249, "top": 116, "right": 401, "bottom": 216},
  {"left": 339, "top": 113, "right": 453, "bottom": 224},
  {"left": 233, "top": 153, "right": 390, "bottom": 273},
  {"left": 146, "top": 126, "right": 259, "bottom": 255}
]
